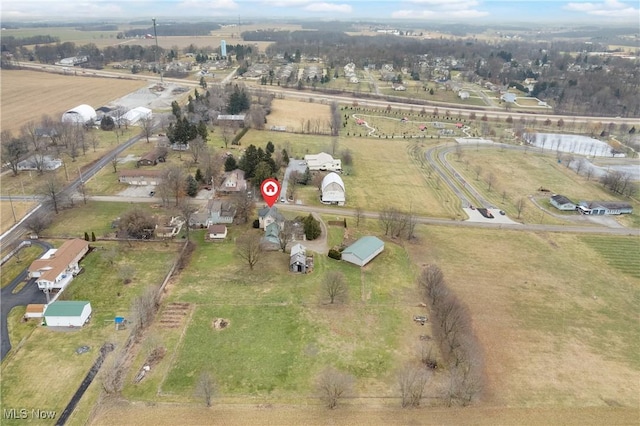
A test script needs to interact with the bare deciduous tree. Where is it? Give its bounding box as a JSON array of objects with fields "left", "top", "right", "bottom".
[
  {"left": 41, "top": 175, "right": 65, "bottom": 214},
  {"left": 323, "top": 271, "right": 348, "bottom": 304},
  {"left": 354, "top": 206, "right": 364, "bottom": 228},
  {"left": 177, "top": 200, "right": 198, "bottom": 241},
  {"left": 232, "top": 190, "right": 254, "bottom": 224},
  {"left": 118, "top": 264, "right": 136, "bottom": 284},
  {"left": 130, "top": 285, "right": 161, "bottom": 335},
  {"left": 485, "top": 172, "right": 496, "bottom": 192},
  {"left": 189, "top": 136, "right": 206, "bottom": 164},
  {"left": 1, "top": 130, "right": 28, "bottom": 176},
  {"left": 236, "top": 232, "right": 263, "bottom": 270},
  {"left": 278, "top": 221, "right": 294, "bottom": 252},
  {"left": 102, "top": 349, "right": 127, "bottom": 395},
  {"left": 140, "top": 115, "right": 154, "bottom": 143},
  {"left": 398, "top": 364, "right": 431, "bottom": 408},
  {"left": 316, "top": 367, "right": 354, "bottom": 409},
  {"left": 159, "top": 165, "right": 187, "bottom": 206},
  {"left": 516, "top": 197, "right": 526, "bottom": 219},
  {"left": 195, "top": 371, "right": 217, "bottom": 407},
  {"left": 25, "top": 213, "right": 52, "bottom": 236}
]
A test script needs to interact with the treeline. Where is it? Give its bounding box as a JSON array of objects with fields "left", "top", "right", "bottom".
[
  {"left": 418, "top": 265, "right": 484, "bottom": 406},
  {"left": 0, "top": 35, "right": 60, "bottom": 51},
  {"left": 123, "top": 22, "right": 220, "bottom": 37}
]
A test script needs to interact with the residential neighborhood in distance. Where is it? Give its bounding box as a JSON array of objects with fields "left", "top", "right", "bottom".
[{"left": 0, "top": 2, "right": 639, "bottom": 425}]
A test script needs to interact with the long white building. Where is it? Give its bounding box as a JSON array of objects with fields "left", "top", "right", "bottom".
[{"left": 303, "top": 152, "right": 342, "bottom": 172}]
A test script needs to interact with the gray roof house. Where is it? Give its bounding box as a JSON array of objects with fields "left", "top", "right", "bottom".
[
  {"left": 342, "top": 236, "right": 385, "bottom": 267},
  {"left": 578, "top": 201, "right": 633, "bottom": 215},
  {"left": 258, "top": 206, "right": 285, "bottom": 230},
  {"left": 550, "top": 194, "right": 576, "bottom": 211}
]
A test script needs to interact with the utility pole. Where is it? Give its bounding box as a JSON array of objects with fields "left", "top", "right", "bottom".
[
  {"left": 152, "top": 18, "right": 163, "bottom": 84},
  {"left": 8, "top": 193, "right": 17, "bottom": 223}
]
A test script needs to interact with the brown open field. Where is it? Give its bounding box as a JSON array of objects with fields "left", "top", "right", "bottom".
[
  {"left": 0, "top": 70, "right": 146, "bottom": 133},
  {"left": 267, "top": 99, "right": 331, "bottom": 133},
  {"left": 91, "top": 402, "right": 638, "bottom": 425}
]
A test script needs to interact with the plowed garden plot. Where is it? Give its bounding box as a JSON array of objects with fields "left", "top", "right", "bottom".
[{"left": 158, "top": 302, "right": 191, "bottom": 329}]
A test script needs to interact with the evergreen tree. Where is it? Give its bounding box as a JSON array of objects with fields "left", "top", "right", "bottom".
[
  {"left": 252, "top": 161, "right": 274, "bottom": 187},
  {"left": 91, "top": 232, "right": 96, "bottom": 242},
  {"left": 171, "top": 100, "right": 182, "bottom": 119},
  {"left": 281, "top": 149, "right": 290, "bottom": 167},
  {"left": 84, "top": 232, "right": 90, "bottom": 241},
  {"left": 303, "top": 214, "right": 321, "bottom": 240},
  {"left": 227, "top": 85, "right": 250, "bottom": 114},
  {"left": 197, "top": 121, "right": 208, "bottom": 141},
  {"left": 195, "top": 168, "right": 204, "bottom": 183},
  {"left": 266, "top": 141, "right": 275, "bottom": 155},
  {"left": 238, "top": 144, "right": 259, "bottom": 178},
  {"left": 186, "top": 175, "right": 199, "bottom": 197},
  {"left": 224, "top": 156, "right": 237, "bottom": 172}
]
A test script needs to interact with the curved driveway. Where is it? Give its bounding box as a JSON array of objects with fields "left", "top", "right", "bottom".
[{"left": 1, "top": 240, "right": 52, "bottom": 361}]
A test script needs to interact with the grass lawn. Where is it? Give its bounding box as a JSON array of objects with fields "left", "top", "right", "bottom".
[
  {"left": 0, "top": 128, "right": 138, "bottom": 198},
  {"left": 1, "top": 245, "right": 43, "bottom": 288},
  {"left": 0, "top": 240, "right": 181, "bottom": 423},
  {"left": 44, "top": 201, "right": 160, "bottom": 239},
  {"left": 0, "top": 200, "right": 37, "bottom": 235},
  {"left": 136, "top": 224, "right": 417, "bottom": 401}
]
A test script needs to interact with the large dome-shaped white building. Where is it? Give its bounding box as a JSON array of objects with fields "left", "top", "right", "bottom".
[
  {"left": 321, "top": 172, "right": 345, "bottom": 205},
  {"left": 62, "top": 104, "right": 97, "bottom": 124}
]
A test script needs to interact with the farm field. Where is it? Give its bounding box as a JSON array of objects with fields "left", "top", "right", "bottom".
[
  {"left": 267, "top": 98, "right": 331, "bottom": 133},
  {"left": 452, "top": 147, "right": 640, "bottom": 226},
  {"left": 0, "top": 240, "right": 181, "bottom": 426},
  {"left": 0, "top": 70, "right": 147, "bottom": 133},
  {"left": 406, "top": 227, "right": 640, "bottom": 408}
]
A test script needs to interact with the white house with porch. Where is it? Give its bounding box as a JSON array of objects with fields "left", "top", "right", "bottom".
[{"left": 28, "top": 239, "right": 89, "bottom": 301}]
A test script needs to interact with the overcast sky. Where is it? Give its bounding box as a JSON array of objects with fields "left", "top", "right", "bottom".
[{"left": 2, "top": 0, "right": 639, "bottom": 23}]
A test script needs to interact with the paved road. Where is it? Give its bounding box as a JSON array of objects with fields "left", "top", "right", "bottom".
[
  {"left": 1, "top": 240, "right": 52, "bottom": 361},
  {"left": 0, "top": 128, "right": 150, "bottom": 252}
]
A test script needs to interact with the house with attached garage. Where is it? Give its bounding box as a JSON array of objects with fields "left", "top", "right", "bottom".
[
  {"left": 118, "top": 169, "right": 162, "bottom": 185},
  {"left": 550, "top": 194, "right": 576, "bottom": 211},
  {"left": 342, "top": 236, "right": 385, "bottom": 267},
  {"left": 28, "top": 239, "right": 89, "bottom": 300},
  {"left": 577, "top": 201, "right": 633, "bottom": 215},
  {"left": 44, "top": 301, "right": 92, "bottom": 327}
]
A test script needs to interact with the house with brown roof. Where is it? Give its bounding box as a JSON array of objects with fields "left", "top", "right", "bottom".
[
  {"left": 219, "top": 169, "right": 247, "bottom": 194},
  {"left": 206, "top": 224, "right": 228, "bottom": 241},
  {"left": 28, "top": 239, "right": 89, "bottom": 301},
  {"left": 118, "top": 169, "right": 163, "bottom": 185},
  {"left": 137, "top": 148, "right": 167, "bottom": 167}
]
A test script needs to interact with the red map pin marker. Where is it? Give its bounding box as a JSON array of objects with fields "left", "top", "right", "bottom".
[{"left": 260, "top": 178, "right": 281, "bottom": 208}]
